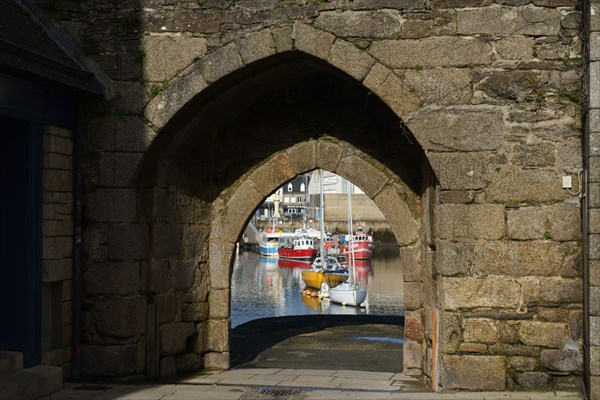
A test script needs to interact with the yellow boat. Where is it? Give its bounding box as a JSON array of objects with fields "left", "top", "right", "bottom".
[{"left": 301, "top": 269, "right": 347, "bottom": 289}]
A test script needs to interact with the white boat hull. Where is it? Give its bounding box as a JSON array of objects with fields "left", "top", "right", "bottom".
[{"left": 329, "top": 282, "right": 367, "bottom": 307}]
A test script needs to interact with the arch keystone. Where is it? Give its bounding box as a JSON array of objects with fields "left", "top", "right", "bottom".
[
  {"left": 293, "top": 22, "right": 335, "bottom": 61},
  {"left": 236, "top": 29, "right": 277, "bottom": 65},
  {"left": 247, "top": 152, "right": 297, "bottom": 197},
  {"left": 337, "top": 154, "right": 389, "bottom": 198},
  {"left": 316, "top": 138, "right": 343, "bottom": 171},
  {"left": 286, "top": 140, "right": 317, "bottom": 174}
]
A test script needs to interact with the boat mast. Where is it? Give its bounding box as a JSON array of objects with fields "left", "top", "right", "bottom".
[
  {"left": 319, "top": 169, "right": 325, "bottom": 259},
  {"left": 347, "top": 183, "right": 355, "bottom": 283}
]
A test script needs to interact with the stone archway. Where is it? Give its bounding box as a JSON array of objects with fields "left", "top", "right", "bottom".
[{"left": 207, "top": 136, "right": 429, "bottom": 375}]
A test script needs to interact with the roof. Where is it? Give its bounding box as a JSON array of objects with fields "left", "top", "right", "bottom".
[{"left": 0, "top": 0, "right": 102, "bottom": 94}]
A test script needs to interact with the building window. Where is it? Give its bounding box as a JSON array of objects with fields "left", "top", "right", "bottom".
[
  {"left": 300, "top": 183, "right": 305, "bottom": 192},
  {"left": 287, "top": 183, "right": 293, "bottom": 192}
]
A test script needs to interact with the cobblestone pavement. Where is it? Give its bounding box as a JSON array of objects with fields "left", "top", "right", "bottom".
[{"left": 40, "top": 368, "right": 584, "bottom": 400}]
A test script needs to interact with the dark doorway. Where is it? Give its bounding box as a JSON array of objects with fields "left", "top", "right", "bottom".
[{"left": 0, "top": 116, "right": 43, "bottom": 367}]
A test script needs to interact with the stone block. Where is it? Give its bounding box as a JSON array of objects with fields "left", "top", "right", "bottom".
[
  {"left": 513, "top": 142, "right": 555, "bottom": 168},
  {"left": 404, "top": 311, "right": 423, "bottom": 342},
  {"left": 112, "top": 81, "right": 149, "bottom": 115},
  {"left": 207, "top": 319, "right": 229, "bottom": 352},
  {"left": 85, "top": 188, "right": 137, "bottom": 223},
  {"left": 436, "top": 241, "right": 472, "bottom": 276},
  {"left": 507, "top": 204, "right": 581, "bottom": 241},
  {"left": 463, "top": 319, "right": 499, "bottom": 344},
  {"left": 437, "top": 204, "right": 505, "bottom": 240},
  {"left": 591, "top": 286, "right": 600, "bottom": 316},
  {"left": 370, "top": 37, "right": 492, "bottom": 68},
  {"left": 286, "top": 140, "right": 316, "bottom": 174},
  {"left": 508, "top": 356, "right": 537, "bottom": 371},
  {"left": 496, "top": 36, "right": 535, "bottom": 61},
  {"left": 518, "top": 321, "right": 566, "bottom": 348},
  {"left": 458, "top": 343, "right": 487, "bottom": 353},
  {"left": 438, "top": 190, "right": 474, "bottom": 204},
  {"left": 486, "top": 168, "right": 568, "bottom": 204},
  {"left": 337, "top": 155, "right": 389, "bottom": 198},
  {"left": 107, "top": 224, "right": 149, "bottom": 260},
  {"left": 442, "top": 355, "right": 505, "bottom": 390},
  {"left": 592, "top": 346, "right": 600, "bottom": 375},
  {"left": 592, "top": 261, "right": 600, "bottom": 286},
  {"left": 99, "top": 152, "right": 143, "bottom": 188},
  {"left": 363, "top": 63, "right": 420, "bottom": 118},
  {"left": 373, "top": 185, "right": 420, "bottom": 246},
  {"left": 400, "top": 246, "right": 420, "bottom": 282},
  {"left": 42, "top": 259, "right": 72, "bottom": 282},
  {"left": 208, "top": 240, "right": 236, "bottom": 290},
  {"left": 145, "top": 65, "right": 208, "bottom": 130},
  {"left": 293, "top": 22, "right": 335, "bottom": 61},
  {"left": 160, "top": 322, "right": 195, "bottom": 356},
  {"left": 592, "top": 235, "right": 600, "bottom": 260},
  {"left": 403, "top": 282, "right": 421, "bottom": 310},
  {"left": 98, "top": 296, "right": 146, "bottom": 338},
  {"left": 403, "top": 340, "right": 423, "bottom": 370},
  {"left": 151, "top": 223, "right": 183, "bottom": 258},
  {"left": 474, "top": 241, "right": 578, "bottom": 277},
  {"left": 591, "top": 317, "right": 600, "bottom": 346},
  {"left": 406, "top": 107, "right": 503, "bottom": 152},
  {"left": 236, "top": 29, "right": 275, "bottom": 65},
  {"left": 209, "top": 289, "right": 230, "bottom": 319},
  {"left": 203, "top": 351, "right": 229, "bottom": 370},
  {"left": 428, "top": 152, "right": 499, "bottom": 190},
  {"left": 81, "top": 344, "right": 137, "bottom": 376},
  {"left": 540, "top": 278, "right": 583, "bottom": 304},
  {"left": 539, "top": 349, "right": 581, "bottom": 372},
  {"left": 173, "top": 260, "right": 197, "bottom": 292},
  {"left": 175, "top": 352, "right": 203, "bottom": 373},
  {"left": 327, "top": 40, "right": 375, "bottom": 82},
  {"left": 440, "top": 312, "right": 461, "bottom": 354},
  {"left": 272, "top": 25, "right": 293, "bottom": 53},
  {"left": 441, "top": 277, "right": 521, "bottom": 310},
  {"left": 316, "top": 10, "right": 401, "bottom": 39},
  {"left": 517, "top": 372, "right": 550, "bottom": 391},
  {"left": 404, "top": 68, "right": 472, "bottom": 106},
  {"left": 84, "top": 262, "right": 140, "bottom": 296},
  {"left": 592, "top": 62, "right": 600, "bottom": 109},
  {"left": 142, "top": 36, "right": 207, "bottom": 82},
  {"left": 211, "top": 180, "right": 263, "bottom": 242},
  {"left": 44, "top": 169, "right": 72, "bottom": 192},
  {"left": 247, "top": 152, "right": 296, "bottom": 197},
  {"left": 457, "top": 6, "right": 561, "bottom": 36},
  {"left": 156, "top": 293, "right": 178, "bottom": 324}
]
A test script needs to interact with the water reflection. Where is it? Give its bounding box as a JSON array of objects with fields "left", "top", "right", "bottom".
[{"left": 231, "top": 246, "right": 404, "bottom": 328}]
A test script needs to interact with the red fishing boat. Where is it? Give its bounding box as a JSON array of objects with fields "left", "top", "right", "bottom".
[
  {"left": 277, "top": 236, "right": 318, "bottom": 261},
  {"left": 340, "top": 232, "right": 374, "bottom": 260}
]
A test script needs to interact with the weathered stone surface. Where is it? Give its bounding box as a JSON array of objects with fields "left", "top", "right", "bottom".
[
  {"left": 518, "top": 321, "right": 566, "bottom": 348},
  {"left": 440, "top": 312, "right": 462, "bottom": 354},
  {"left": 98, "top": 152, "right": 143, "bottom": 188},
  {"left": 441, "top": 277, "right": 521, "bottom": 310},
  {"left": 159, "top": 356, "right": 176, "bottom": 378},
  {"left": 507, "top": 203, "right": 581, "bottom": 241},
  {"left": 513, "top": 142, "right": 555, "bottom": 168},
  {"left": 209, "top": 289, "right": 230, "bottom": 319},
  {"left": 473, "top": 241, "right": 579, "bottom": 277},
  {"left": 509, "top": 356, "right": 537, "bottom": 371},
  {"left": 540, "top": 349, "right": 581, "bottom": 372},
  {"left": 370, "top": 37, "right": 492, "bottom": 68},
  {"left": 436, "top": 241, "right": 472, "bottom": 277},
  {"left": 208, "top": 240, "right": 236, "bottom": 290},
  {"left": 84, "top": 262, "right": 140, "bottom": 296},
  {"left": 236, "top": 29, "right": 276, "bottom": 65},
  {"left": 142, "top": 36, "right": 207, "bottom": 82},
  {"left": 293, "top": 22, "right": 335, "bottom": 61},
  {"left": 517, "top": 372, "right": 550, "bottom": 391},
  {"left": 160, "top": 322, "right": 195, "bottom": 356},
  {"left": 81, "top": 344, "right": 137, "bottom": 377},
  {"left": 373, "top": 184, "right": 420, "bottom": 246},
  {"left": 156, "top": 293, "right": 178, "bottom": 324},
  {"left": 315, "top": 139, "right": 342, "bottom": 172},
  {"left": 403, "top": 340, "right": 423, "bottom": 370},
  {"left": 145, "top": 65, "right": 208, "bottom": 129},
  {"left": 458, "top": 343, "right": 487, "bottom": 353},
  {"left": 406, "top": 107, "right": 504, "bottom": 152},
  {"left": 404, "top": 310, "right": 423, "bottom": 341},
  {"left": 175, "top": 352, "right": 203, "bottom": 372},
  {"left": 496, "top": 36, "right": 535, "bottom": 61},
  {"left": 338, "top": 155, "right": 388, "bottom": 198},
  {"left": 404, "top": 68, "right": 472, "bottom": 106},
  {"left": 98, "top": 296, "right": 146, "bottom": 338},
  {"left": 463, "top": 319, "right": 499, "bottom": 344},
  {"left": 429, "top": 151, "right": 500, "bottom": 190},
  {"left": 286, "top": 141, "right": 316, "bottom": 175},
  {"left": 316, "top": 11, "right": 401, "bottom": 39},
  {"left": 592, "top": 317, "right": 600, "bottom": 346},
  {"left": 363, "top": 63, "right": 420, "bottom": 117},
  {"left": 540, "top": 278, "right": 583, "bottom": 304},
  {"left": 486, "top": 168, "right": 569, "bottom": 204},
  {"left": 352, "top": 0, "right": 422, "bottom": 10},
  {"left": 107, "top": 224, "right": 149, "bottom": 261},
  {"left": 438, "top": 190, "right": 474, "bottom": 204},
  {"left": 207, "top": 319, "right": 229, "bottom": 352},
  {"left": 203, "top": 351, "right": 230, "bottom": 370},
  {"left": 211, "top": 179, "right": 263, "bottom": 242},
  {"left": 272, "top": 25, "right": 293, "bottom": 53},
  {"left": 438, "top": 204, "right": 505, "bottom": 240},
  {"left": 457, "top": 6, "right": 561, "bottom": 35},
  {"left": 85, "top": 188, "right": 137, "bottom": 223},
  {"left": 328, "top": 40, "right": 375, "bottom": 81},
  {"left": 442, "top": 355, "right": 505, "bottom": 390}
]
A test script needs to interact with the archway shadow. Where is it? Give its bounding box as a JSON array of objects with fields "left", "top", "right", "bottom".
[{"left": 230, "top": 314, "right": 405, "bottom": 373}]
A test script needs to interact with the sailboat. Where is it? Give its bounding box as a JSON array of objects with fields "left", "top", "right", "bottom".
[
  {"left": 328, "top": 184, "right": 367, "bottom": 307},
  {"left": 301, "top": 169, "right": 347, "bottom": 290}
]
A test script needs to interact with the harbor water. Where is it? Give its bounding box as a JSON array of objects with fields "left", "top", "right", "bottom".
[{"left": 231, "top": 246, "right": 405, "bottom": 328}]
